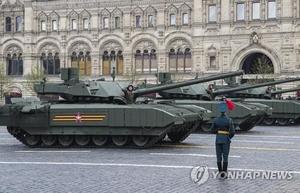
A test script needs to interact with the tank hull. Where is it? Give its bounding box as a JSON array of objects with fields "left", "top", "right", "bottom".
[
  {"left": 245, "top": 99, "right": 300, "bottom": 126},
  {"left": 168, "top": 100, "right": 269, "bottom": 132},
  {"left": 0, "top": 102, "right": 202, "bottom": 148}
]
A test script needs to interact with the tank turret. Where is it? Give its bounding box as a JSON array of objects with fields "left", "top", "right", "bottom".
[
  {"left": 34, "top": 68, "right": 244, "bottom": 104},
  {"left": 271, "top": 86, "right": 300, "bottom": 96},
  {"left": 212, "top": 78, "right": 300, "bottom": 99}
]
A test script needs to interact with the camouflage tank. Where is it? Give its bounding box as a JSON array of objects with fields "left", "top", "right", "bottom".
[
  {"left": 213, "top": 78, "right": 300, "bottom": 126},
  {"left": 0, "top": 68, "right": 240, "bottom": 148}
]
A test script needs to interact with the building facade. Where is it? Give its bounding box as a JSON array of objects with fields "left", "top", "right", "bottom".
[{"left": 0, "top": 0, "right": 300, "bottom": 94}]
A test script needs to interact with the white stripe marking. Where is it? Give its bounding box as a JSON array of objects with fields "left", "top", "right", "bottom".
[
  {"left": 15, "top": 150, "right": 91, "bottom": 153},
  {"left": 161, "top": 144, "right": 300, "bottom": 152},
  {"left": 234, "top": 140, "right": 294, "bottom": 144},
  {"left": 192, "top": 134, "right": 300, "bottom": 140},
  {"left": 150, "top": 153, "right": 240, "bottom": 158},
  {"left": 0, "top": 138, "right": 17, "bottom": 140},
  {"left": 0, "top": 161, "right": 298, "bottom": 174},
  {"left": 0, "top": 143, "right": 19, "bottom": 145},
  {"left": 237, "top": 134, "right": 300, "bottom": 139}
]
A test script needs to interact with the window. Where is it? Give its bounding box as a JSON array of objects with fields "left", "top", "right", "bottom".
[
  {"left": 208, "top": 5, "right": 217, "bottom": 22},
  {"left": 136, "top": 15, "right": 141, "bottom": 28},
  {"left": 252, "top": 2, "right": 260, "bottom": 20},
  {"left": 16, "top": 16, "right": 23, "bottom": 32},
  {"left": 41, "top": 52, "right": 60, "bottom": 75},
  {"left": 52, "top": 20, "right": 58, "bottom": 31},
  {"left": 135, "top": 49, "right": 157, "bottom": 74},
  {"left": 236, "top": 3, "right": 245, "bottom": 21},
  {"left": 102, "top": 50, "right": 124, "bottom": 75},
  {"left": 182, "top": 13, "right": 189, "bottom": 25},
  {"left": 115, "top": 17, "right": 120, "bottom": 29},
  {"left": 148, "top": 15, "right": 154, "bottom": 27},
  {"left": 209, "top": 56, "right": 216, "bottom": 68},
  {"left": 268, "top": 1, "right": 276, "bottom": 19},
  {"left": 5, "top": 17, "right": 12, "bottom": 32},
  {"left": 169, "top": 48, "right": 192, "bottom": 72},
  {"left": 7, "top": 53, "right": 23, "bottom": 76},
  {"left": 103, "top": 17, "right": 109, "bottom": 29},
  {"left": 71, "top": 51, "right": 91, "bottom": 76},
  {"left": 170, "top": 14, "right": 176, "bottom": 26},
  {"left": 41, "top": 20, "right": 46, "bottom": 31},
  {"left": 72, "top": 19, "right": 77, "bottom": 30},
  {"left": 83, "top": 18, "right": 89, "bottom": 30}
]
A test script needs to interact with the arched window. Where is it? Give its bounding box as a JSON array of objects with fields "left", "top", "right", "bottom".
[
  {"left": 135, "top": 49, "right": 157, "bottom": 74},
  {"left": 54, "top": 53, "right": 60, "bottom": 74},
  {"left": 5, "top": 17, "right": 12, "bottom": 32},
  {"left": 16, "top": 16, "right": 23, "bottom": 32},
  {"left": 70, "top": 51, "right": 91, "bottom": 76},
  {"left": 184, "top": 48, "right": 192, "bottom": 71},
  {"left": 40, "top": 52, "right": 60, "bottom": 75},
  {"left": 116, "top": 50, "right": 124, "bottom": 75},
  {"left": 102, "top": 50, "right": 123, "bottom": 75},
  {"left": 150, "top": 49, "right": 158, "bottom": 73},
  {"left": 7, "top": 53, "right": 23, "bottom": 75},
  {"left": 71, "top": 52, "right": 78, "bottom": 68},
  {"left": 169, "top": 48, "right": 192, "bottom": 72}
]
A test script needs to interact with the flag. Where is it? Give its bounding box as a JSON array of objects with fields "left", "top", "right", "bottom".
[{"left": 225, "top": 99, "right": 235, "bottom": 110}]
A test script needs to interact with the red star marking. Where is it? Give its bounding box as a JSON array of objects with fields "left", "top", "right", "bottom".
[{"left": 75, "top": 112, "right": 82, "bottom": 123}]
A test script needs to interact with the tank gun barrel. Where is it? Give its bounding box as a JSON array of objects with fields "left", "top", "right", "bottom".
[
  {"left": 271, "top": 86, "right": 300, "bottom": 95},
  {"left": 133, "top": 71, "right": 243, "bottom": 98},
  {"left": 213, "top": 77, "right": 300, "bottom": 96}
]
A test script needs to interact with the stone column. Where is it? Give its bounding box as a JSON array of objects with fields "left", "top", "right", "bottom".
[{"left": 23, "top": 0, "right": 34, "bottom": 75}]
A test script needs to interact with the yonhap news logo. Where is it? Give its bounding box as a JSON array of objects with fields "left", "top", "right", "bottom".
[{"left": 190, "top": 166, "right": 293, "bottom": 186}]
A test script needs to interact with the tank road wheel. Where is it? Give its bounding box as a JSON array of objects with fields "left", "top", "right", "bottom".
[
  {"left": 58, "top": 136, "right": 74, "bottom": 147},
  {"left": 263, "top": 118, "right": 275, "bottom": 126},
  {"left": 132, "top": 136, "right": 151, "bottom": 147},
  {"left": 92, "top": 136, "right": 108, "bottom": 146},
  {"left": 277, "top": 119, "right": 290, "bottom": 126},
  {"left": 112, "top": 136, "right": 129, "bottom": 147},
  {"left": 24, "top": 134, "right": 41, "bottom": 147},
  {"left": 75, "top": 136, "right": 90, "bottom": 147},
  {"left": 41, "top": 135, "right": 57, "bottom": 147}
]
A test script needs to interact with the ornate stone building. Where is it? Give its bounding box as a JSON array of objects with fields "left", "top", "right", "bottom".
[{"left": 0, "top": 0, "right": 300, "bottom": 94}]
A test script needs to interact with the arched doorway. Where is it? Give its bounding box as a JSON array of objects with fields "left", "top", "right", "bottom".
[{"left": 242, "top": 53, "right": 274, "bottom": 74}]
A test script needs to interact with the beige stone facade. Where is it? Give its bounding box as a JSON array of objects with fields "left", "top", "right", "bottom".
[{"left": 0, "top": 0, "right": 300, "bottom": 94}]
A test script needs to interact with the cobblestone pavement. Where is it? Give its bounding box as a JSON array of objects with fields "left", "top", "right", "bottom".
[{"left": 0, "top": 126, "right": 299, "bottom": 193}]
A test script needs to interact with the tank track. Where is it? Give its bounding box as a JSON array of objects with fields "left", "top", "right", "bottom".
[
  {"left": 238, "top": 116, "right": 263, "bottom": 131},
  {"left": 7, "top": 122, "right": 198, "bottom": 148}
]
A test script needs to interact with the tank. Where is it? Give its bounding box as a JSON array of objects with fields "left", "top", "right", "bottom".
[
  {"left": 212, "top": 78, "right": 300, "bottom": 126},
  {"left": 0, "top": 68, "right": 241, "bottom": 148},
  {"left": 142, "top": 74, "right": 300, "bottom": 131},
  {"left": 137, "top": 72, "right": 268, "bottom": 132},
  {"left": 247, "top": 86, "right": 300, "bottom": 126}
]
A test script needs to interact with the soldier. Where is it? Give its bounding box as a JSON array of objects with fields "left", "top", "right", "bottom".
[{"left": 211, "top": 98, "right": 235, "bottom": 178}]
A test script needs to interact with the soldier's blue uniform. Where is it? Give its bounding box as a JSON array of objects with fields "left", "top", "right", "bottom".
[{"left": 211, "top": 102, "right": 235, "bottom": 177}]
